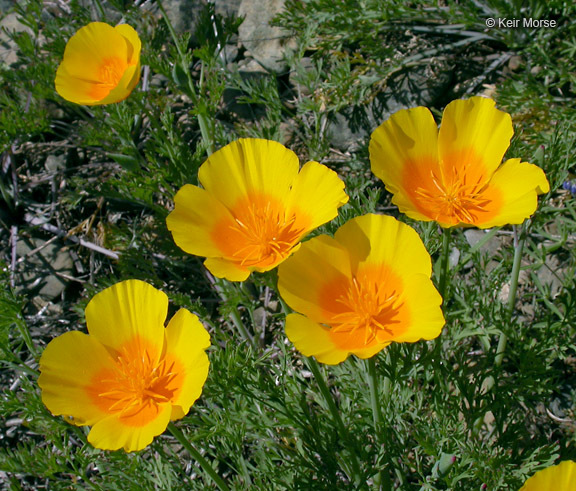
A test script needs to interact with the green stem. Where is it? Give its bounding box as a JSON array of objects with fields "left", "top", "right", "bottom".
[
  {"left": 367, "top": 357, "right": 382, "bottom": 432},
  {"left": 156, "top": 0, "right": 214, "bottom": 156},
  {"left": 156, "top": 0, "right": 185, "bottom": 59},
  {"left": 438, "top": 227, "right": 452, "bottom": 300},
  {"left": 197, "top": 63, "right": 214, "bottom": 155},
  {"left": 494, "top": 224, "right": 525, "bottom": 368},
  {"left": 168, "top": 423, "right": 230, "bottom": 491},
  {"left": 307, "top": 358, "right": 362, "bottom": 482},
  {"left": 208, "top": 274, "right": 256, "bottom": 349},
  {"left": 197, "top": 110, "right": 215, "bottom": 156},
  {"left": 0, "top": 359, "right": 39, "bottom": 378},
  {"left": 367, "top": 357, "right": 391, "bottom": 491},
  {"left": 17, "top": 318, "right": 38, "bottom": 359}
]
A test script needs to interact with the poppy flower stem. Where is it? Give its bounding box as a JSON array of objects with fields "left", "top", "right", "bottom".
[
  {"left": 495, "top": 223, "right": 526, "bottom": 367},
  {"left": 367, "top": 357, "right": 382, "bottom": 431},
  {"left": 156, "top": 0, "right": 215, "bottom": 156},
  {"left": 438, "top": 227, "right": 452, "bottom": 300},
  {"left": 197, "top": 62, "right": 215, "bottom": 156},
  {"left": 367, "top": 356, "right": 392, "bottom": 490},
  {"left": 14, "top": 315, "right": 38, "bottom": 359},
  {"left": 167, "top": 423, "right": 230, "bottom": 491},
  {"left": 207, "top": 273, "right": 257, "bottom": 349},
  {"left": 306, "top": 358, "right": 362, "bottom": 483}
]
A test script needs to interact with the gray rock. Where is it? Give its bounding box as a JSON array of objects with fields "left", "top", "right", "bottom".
[
  {"left": 238, "top": 0, "right": 295, "bottom": 73},
  {"left": 464, "top": 229, "right": 504, "bottom": 258},
  {"left": 0, "top": 0, "right": 14, "bottom": 14},
  {"left": 0, "top": 12, "right": 33, "bottom": 66},
  {"left": 156, "top": 0, "right": 242, "bottom": 34},
  {"left": 45, "top": 154, "right": 66, "bottom": 173},
  {"left": 158, "top": 0, "right": 206, "bottom": 34},
  {"left": 15, "top": 238, "right": 74, "bottom": 302},
  {"left": 327, "top": 63, "right": 453, "bottom": 151},
  {"left": 214, "top": 0, "right": 242, "bottom": 16}
]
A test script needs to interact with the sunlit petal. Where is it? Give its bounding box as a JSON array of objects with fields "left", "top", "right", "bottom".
[
  {"left": 285, "top": 313, "right": 349, "bottom": 365},
  {"left": 334, "top": 213, "right": 431, "bottom": 277},
  {"left": 38, "top": 331, "right": 115, "bottom": 426},
  {"left": 473, "top": 158, "right": 551, "bottom": 228},
  {"left": 164, "top": 309, "right": 210, "bottom": 417},
  {"left": 520, "top": 461, "right": 576, "bottom": 491},
  {"left": 85, "top": 280, "right": 167, "bottom": 358},
  {"left": 278, "top": 235, "right": 352, "bottom": 323},
  {"left": 285, "top": 160, "right": 349, "bottom": 234},
  {"left": 87, "top": 405, "right": 172, "bottom": 452},
  {"left": 438, "top": 97, "right": 513, "bottom": 183}
]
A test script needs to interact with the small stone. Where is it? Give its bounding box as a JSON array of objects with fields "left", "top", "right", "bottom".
[
  {"left": 45, "top": 154, "right": 66, "bottom": 172},
  {"left": 0, "top": 12, "right": 33, "bottom": 66},
  {"left": 238, "top": 0, "right": 296, "bottom": 74}
]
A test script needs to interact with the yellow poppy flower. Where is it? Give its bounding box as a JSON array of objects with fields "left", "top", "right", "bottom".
[
  {"left": 520, "top": 461, "right": 576, "bottom": 490},
  {"left": 277, "top": 214, "right": 445, "bottom": 364},
  {"left": 55, "top": 22, "right": 141, "bottom": 105},
  {"left": 166, "top": 138, "right": 349, "bottom": 281},
  {"left": 38, "top": 280, "right": 210, "bottom": 452},
  {"left": 369, "top": 97, "right": 549, "bottom": 228}
]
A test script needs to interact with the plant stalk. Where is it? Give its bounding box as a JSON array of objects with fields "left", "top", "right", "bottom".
[
  {"left": 366, "top": 356, "right": 391, "bottom": 491},
  {"left": 307, "top": 358, "right": 362, "bottom": 482},
  {"left": 495, "top": 224, "right": 525, "bottom": 368},
  {"left": 438, "top": 227, "right": 452, "bottom": 300},
  {"left": 168, "top": 423, "right": 229, "bottom": 491},
  {"left": 156, "top": 0, "right": 215, "bottom": 156}
]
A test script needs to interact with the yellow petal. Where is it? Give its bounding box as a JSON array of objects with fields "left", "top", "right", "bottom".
[
  {"left": 472, "top": 158, "right": 549, "bottom": 228},
  {"left": 520, "top": 460, "right": 576, "bottom": 491},
  {"left": 54, "top": 65, "right": 102, "bottom": 105},
  {"left": 369, "top": 106, "right": 440, "bottom": 221},
  {"left": 164, "top": 309, "right": 210, "bottom": 418},
  {"left": 438, "top": 97, "right": 513, "bottom": 185},
  {"left": 203, "top": 257, "right": 251, "bottom": 281},
  {"left": 38, "top": 331, "right": 114, "bottom": 426},
  {"left": 285, "top": 160, "right": 349, "bottom": 234},
  {"left": 198, "top": 139, "right": 299, "bottom": 211},
  {"left": 278, "top": 235, "right": 352, "bottom": 323},
  {"left": 87, "top": 405, "right": 172, "bottom": 452},
  {"left": 84, "top": 280, "right": 167, "bottom": 357},
  {"left": 352, "top": 343, "right": 390, "bottom": 359},
  {"left": 391, "top": 274, "right": 444, "bottom": 343},
  {"left": 285, "top": 313, "right": 349, "bottom": 365},
  {"left": 114, "top": 24, "right": 141, "bottom": 65},
  {"left": 334, "top": 214, "right": 432, "bottom": 278},
  {"left": 167, "top": 184, "right": 236, "bottom": 258}
]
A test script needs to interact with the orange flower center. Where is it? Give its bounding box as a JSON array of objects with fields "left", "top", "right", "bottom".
[
  {"left": 213, "top": 194, "right": 307, "bottom": 269},
  {"left": 89, "top": 56, "right": 127, "bottom": 100},
  {"left": 89, "top": 337, "right": 183, "bottom": 427},
  {"left": 320, "top": 267, "right": 408, "bottom": 349},
  {"left": 413, "top": 166, "right": 491, "bottom": 224}
]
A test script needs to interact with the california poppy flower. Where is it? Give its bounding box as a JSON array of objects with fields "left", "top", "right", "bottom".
[
  {"left": 520, "top": 461, "right": 576, "bottom": 490},
  {"left": 55, "top": 22, "right": 141, "bottom": 105},
  {"left": 166, "top": 138, "right": 349, "bottom": 281},
  {"left": 277, "top": 214, "right": 444, "bottom": 364},
  {"left": 38, "top": 280, "right": 210, "bottom": 452},
  {"left": 369, "top": 97, "right": 549, "bottom": 228}
]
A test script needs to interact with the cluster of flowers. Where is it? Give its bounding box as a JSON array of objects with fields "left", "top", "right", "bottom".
[
  {"left": 562, "top": 179, "right": 576, "bottom": 196},
  {"left": 38, "top": 21, "right": 570, "bottom": 488}
]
